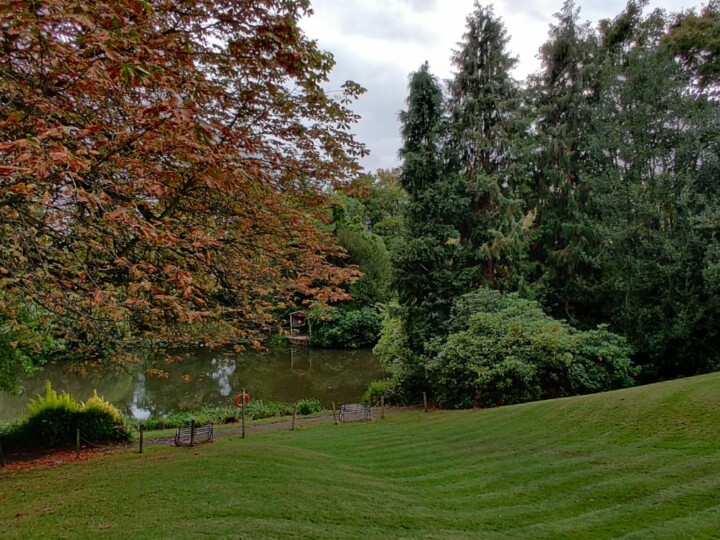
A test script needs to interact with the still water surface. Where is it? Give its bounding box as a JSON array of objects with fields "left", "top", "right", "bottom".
[{"left": 0, "top": 346, "right": 386, "bottom": 423}]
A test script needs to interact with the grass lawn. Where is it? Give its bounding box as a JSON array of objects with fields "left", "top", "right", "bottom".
[{"left": 2, "top": 373, "right": 720, "bottom": 539}]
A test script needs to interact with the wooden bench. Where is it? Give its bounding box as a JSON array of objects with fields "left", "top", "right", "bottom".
[
  {"left": 339, "top": 403, "right": 371, "bottom": 423},
  {"left": 174, "top": 422, "right": 214, "bottom": 446}
]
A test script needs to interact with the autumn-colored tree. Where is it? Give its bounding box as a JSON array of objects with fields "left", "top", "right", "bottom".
[{"left": 0, "top": 0, "right": 365, "bottom": 384}]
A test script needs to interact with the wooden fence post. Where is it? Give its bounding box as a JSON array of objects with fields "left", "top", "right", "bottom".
[
  {"left": 139, "top": 425, "right": 144, "bottom": 454},
  {"left": 241, "top": 388, "right": 246, "bottom": 439},
  {"left": 332, "top": 402, "right": 337, "bottom": 425},
  {"left": 190, "top": 419, "right": 196, "bottom": 447},
  {"left": 423, "top": 392, "right": 428, "bottom": 413},
  {"left": 292, "top": 408, "right": 297, "bottom": 431},
  {"left": 381, "top": 394, "right": 385, "bottom": 420},
  {"left": 76, "top": 428, "right": 81, "bottom": 459}
]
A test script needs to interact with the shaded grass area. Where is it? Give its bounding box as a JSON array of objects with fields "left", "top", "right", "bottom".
[{"left": 2, "top": 373, "right": 720, "bottom": 538}]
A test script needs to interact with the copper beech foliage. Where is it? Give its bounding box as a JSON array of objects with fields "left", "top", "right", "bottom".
[{"left": 0, "top": 0, "right": 366, "bottom": 360}]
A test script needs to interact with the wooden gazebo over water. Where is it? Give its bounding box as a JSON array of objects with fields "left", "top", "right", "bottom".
[{"left": 288, "top": 311, "right": 309, "bottom": 345}]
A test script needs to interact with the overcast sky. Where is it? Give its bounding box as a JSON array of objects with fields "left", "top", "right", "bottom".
[{"left": 300, "top": 0, "right": 697, "bottom": 173}]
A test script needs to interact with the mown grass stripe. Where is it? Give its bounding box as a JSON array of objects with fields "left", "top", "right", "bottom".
[{"left": 2, "top": 373, "right": 720, "bottom": 539}]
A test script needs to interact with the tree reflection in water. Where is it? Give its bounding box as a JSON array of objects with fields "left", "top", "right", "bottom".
[{"left": 0, "top": 347, "right": 386, "bottom": 422}]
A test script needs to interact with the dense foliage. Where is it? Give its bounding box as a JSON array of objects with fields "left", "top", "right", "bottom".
[
  {"left": 361, "top": 377, "right": 407, "bottom": 406},
  {"left": 381, "top": 0, "right": 720, "bottom": 406},
  {"left": 308, "top": 306, "right": 382, "bottom": 349},
  {"left": 0, "top": 295, "right": 65, "bottom": 392},
  {"left": 136, "top": 398, "right": 323, "bottom": 430},
  {"left": 305, "top": 171, "right": 404, "bottom": 348},
  {"left": 0, "top": 383, "right": 133, "bottom": 451},
  {"left": 428, "top": 290, "right": 633, "bottom": 408},
  {"left": 0, "top": 0, "right": 365, "bottom": 389}
]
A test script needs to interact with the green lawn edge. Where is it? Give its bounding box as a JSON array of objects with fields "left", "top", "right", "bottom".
[{"left": 2, "top": 373, "right": 719, "bottom": 539}]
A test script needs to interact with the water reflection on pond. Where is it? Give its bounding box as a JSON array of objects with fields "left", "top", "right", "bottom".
[{"left": 0, "top": 346, "right": 386, "bottom": 423}]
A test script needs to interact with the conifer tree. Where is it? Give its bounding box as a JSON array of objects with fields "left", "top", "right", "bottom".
[
  {"left": 447, "top": 4, "right": 530, "bottom": 293},
  {"left": 394, "top": 63, "right": 465, "bottom": 355},
  {"left": 528, "top": 0, "right": 602, "bottom": 323}
]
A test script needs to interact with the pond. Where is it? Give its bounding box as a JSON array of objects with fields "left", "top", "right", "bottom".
[{"left": 0, "top": 346, "right": 387, "bottom": 423}]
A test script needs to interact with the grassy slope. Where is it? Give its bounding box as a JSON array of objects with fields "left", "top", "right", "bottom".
[{"left": 2, "top": 373, "right": 720, "bottom": 539}]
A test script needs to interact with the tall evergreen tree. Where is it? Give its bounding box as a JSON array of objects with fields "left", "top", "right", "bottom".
[
  {"left": 447, "top": 3, "right": 530, "bottom": 292},
  {"left": 394, "top": 63, "right": 465, "bottom": 355},
  {"left": 528, "top": 0, "right": 603, "bottom": 324}
]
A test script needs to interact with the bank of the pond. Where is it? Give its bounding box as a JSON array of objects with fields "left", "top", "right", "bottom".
[
  {"left": 136, "top": 399, "right": 323, "bottom": 431},
  {"left": 0, "top": 347, "right": 386, "bottom": 423}
]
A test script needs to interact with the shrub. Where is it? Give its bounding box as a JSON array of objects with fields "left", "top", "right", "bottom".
[
  {"left": 0, "top": 383, "right": 133, "bottom": 451},
  {"left": 78, "top": 391, "right": 132, "bottom": 443},
  {"left": 27, "top": 381, "right": 79, "bottom": 416},
  {"left": 245, "top": 399, "right": 291, "bottom": 419},
  {"left": 362, "top": 377, "right": 407, "bottom": 406},
  {"left": 81, "top": 390, "right": 122, "bottom": 421},
  {"left": 477, "top": 357, "right": 542, "bottom": 407},
  {"left": 21, "top": 407, "right": 79, "bottom": 448},
  {"left": 14, "top": 381, "right": 80, "bottom": 448},
  {"left": 372, "top": 305, "right": 413, "bottom": 377},
  {"left": 309, "top": 306, "right": 382, "bottom": 348},
  {"left": 294, "top": 399, "right": 322, "bottom": 415},
  {"left": 371, "top": 303, "right": 429, "bottom": 398},
  {"left": 571, "top": 326, "right": 635, "bottom": 393},
  {"left": 138, "top": 407, "right": 240, "bottom": 430},
  {"left": 428, "top": 289, "right": 634, "bottom": 408},
  {"left": 0, "top": 421, "right": 22, "bottom": 448}
]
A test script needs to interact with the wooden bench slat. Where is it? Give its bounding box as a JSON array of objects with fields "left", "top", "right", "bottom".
[
  {"left": 174, "top": 423, "right": 214, "bottom": 446},
  {"left": 339, "top": 403, "right": 371, "bottom": 423}
]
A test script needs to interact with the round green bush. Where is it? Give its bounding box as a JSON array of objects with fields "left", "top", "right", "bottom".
[
  {"left": 428, "top": 289, "right": 634, "bottom": 408},
  {"left": 309, "top": 306, "right": 382, "bottom": 348},
  {"left": 362, "top": 377, "right": 407, "bottom": 406}
]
